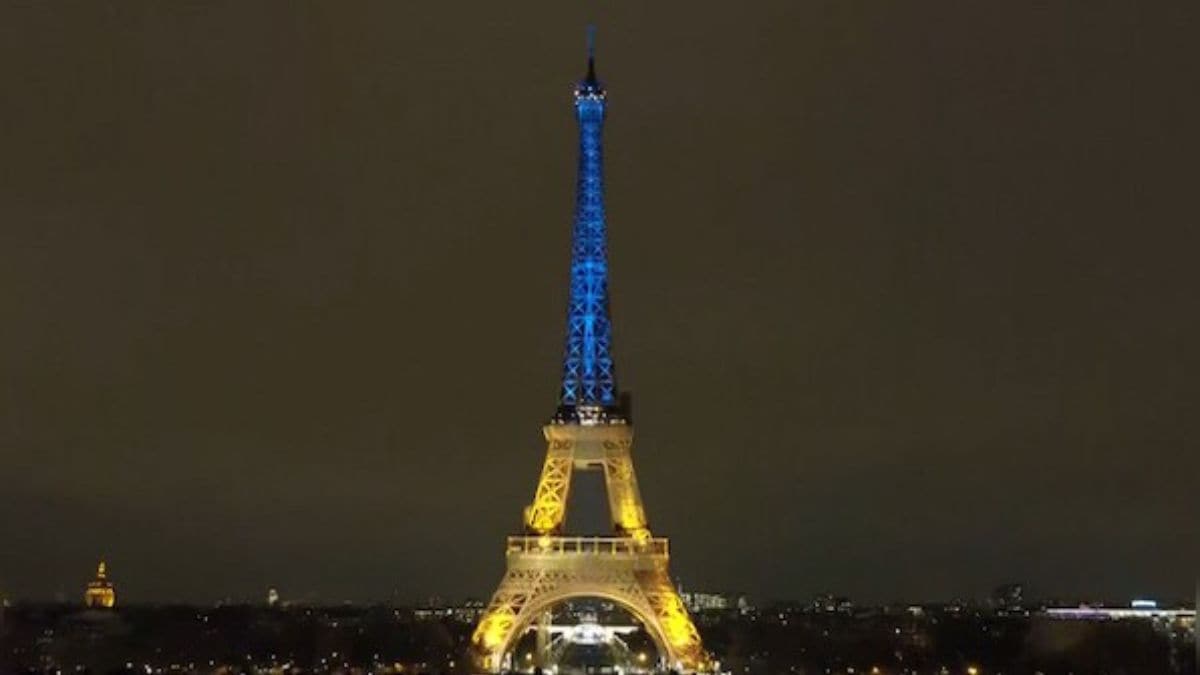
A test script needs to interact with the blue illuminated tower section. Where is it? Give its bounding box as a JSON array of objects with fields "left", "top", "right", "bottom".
[{"left": 556, "top": 47, "right": 620, "bottom": 422}]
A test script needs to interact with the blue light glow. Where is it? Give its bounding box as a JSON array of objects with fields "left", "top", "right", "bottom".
[{"left": 558, "top": 55, "right": 618, "bottom": 415}]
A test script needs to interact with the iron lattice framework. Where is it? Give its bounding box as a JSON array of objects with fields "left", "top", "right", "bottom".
[
  {"left": 557, "top": 54, "right": 618, "bottom": 419},
  {"left": 473, "top": 536, "right": 707, "bottom": 672},
  {"left": 470, "top": 43, "right": 712, "bottom": 674}
]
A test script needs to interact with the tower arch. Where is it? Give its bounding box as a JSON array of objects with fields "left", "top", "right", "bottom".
[{"left": 487, "top": 588, "right": 673, "bottom": 671}]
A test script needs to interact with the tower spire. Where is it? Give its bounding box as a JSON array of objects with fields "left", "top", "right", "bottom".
[
  {"left": 585, "top": 25, "right": 597, "bottom": 84},
  {"left": 557, "top": 27, "right": 617, "bottom": 423}
]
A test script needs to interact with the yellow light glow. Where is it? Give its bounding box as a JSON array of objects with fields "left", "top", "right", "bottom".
[
  {"left": 473, "top": 425, "right": 713, "bottom": 673},
  {"left": 473, "top": 615, "right": 510, "bottom": 650},
  {"left": 526, "top": 440, "right": 574, "bottom": 534},
  {"left": 83, "top": 560, "right": 116, "bottom": 608}
]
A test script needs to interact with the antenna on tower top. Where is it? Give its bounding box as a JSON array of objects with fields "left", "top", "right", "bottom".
[{"left": 585, "top": 25, "right": 597, "bottom": 82}]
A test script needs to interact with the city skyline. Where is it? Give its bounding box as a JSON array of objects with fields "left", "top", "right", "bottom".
[
  {"left": 13, "top": 555, "right": 1199, "bottom": 610},
  {"left": 1, "top": 3, "right": 1194, "bottom": 607}
]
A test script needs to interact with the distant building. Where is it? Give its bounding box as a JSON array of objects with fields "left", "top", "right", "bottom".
[
  {"left": 992, "top": 583, "right": 1024, "bottom": 610},
  {"left": 1044, "top": 601, "right": 1195, "bottom": 625},
  {"left": 413, "top": 600, "right": 454, "bottom": 621},
  {"left": 811, "top": 593, "right": 853, "bottom": 614},
  {"left": 675, "top": 581, "right": 749, "bottom": 615},
  {"left": 83, "top": 560, "right": 116, "bottom": 608},
  {"left": 680, "top": 591, "right": 731, "bottom": 613},
  {"left": 454, "top": 599, "right": 486, "bottom": 623}
]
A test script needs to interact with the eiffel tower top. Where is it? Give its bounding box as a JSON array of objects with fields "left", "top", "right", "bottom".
[
  {"left": 555, "top": 30, "right": 624, "bottom": 425},
  {"left": 576, "top": 26, "right": 603, "bottom": 99}
]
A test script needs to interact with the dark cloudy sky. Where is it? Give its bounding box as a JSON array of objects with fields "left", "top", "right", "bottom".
[{"left": 1, "top": 3, "right": 1194, "bottom": 605}]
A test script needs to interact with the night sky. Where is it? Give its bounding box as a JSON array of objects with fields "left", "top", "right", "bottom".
[{"left": 1, "top": 3, "right": 1194, "bottom": 605}]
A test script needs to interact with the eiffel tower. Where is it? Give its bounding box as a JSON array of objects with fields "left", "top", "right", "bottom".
[{"left": 470, "top": 38, "right": 712, "bottom": 674}]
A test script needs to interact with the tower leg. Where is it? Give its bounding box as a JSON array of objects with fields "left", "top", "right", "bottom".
[
  {"left": 525, "top": 437, "right": 575, "bottom": 534},
  {"left": 535, "top": 610, "right": 552, "bottom": 669},
  {"left": 636, "top": 563, "right": 708, "bottom": 671},
  {"left": 602, "top": 442, "right": 649, "bottom": 540}
]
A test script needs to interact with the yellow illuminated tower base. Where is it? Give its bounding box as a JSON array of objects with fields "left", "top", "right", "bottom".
[{"left": 470, "top": 417, "right": 711, "bottom": 673}]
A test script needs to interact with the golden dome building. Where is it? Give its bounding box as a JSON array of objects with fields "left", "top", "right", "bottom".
[{"left": 83, "top": 560, "right": 116, "bottom": 608}]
